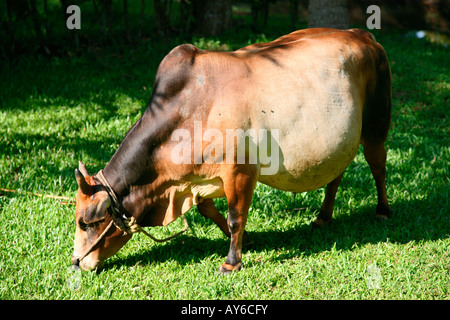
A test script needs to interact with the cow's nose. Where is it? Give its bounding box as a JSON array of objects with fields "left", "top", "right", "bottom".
[{"left": 71, "top": 255, "right": 80, "bottom": 266}]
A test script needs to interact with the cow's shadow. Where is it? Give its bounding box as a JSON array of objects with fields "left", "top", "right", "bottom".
[{"left": 104, "top": 196, "right": 449, "bottom": 271}]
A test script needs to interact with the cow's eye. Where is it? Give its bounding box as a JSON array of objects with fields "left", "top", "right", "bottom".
[{"left": 78, "top": 218, "right": 88, "bottom": 231}]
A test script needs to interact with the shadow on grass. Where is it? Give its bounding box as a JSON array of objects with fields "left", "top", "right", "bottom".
[{"left": 104, "top": 194, "right": 449, "bottom": 271}]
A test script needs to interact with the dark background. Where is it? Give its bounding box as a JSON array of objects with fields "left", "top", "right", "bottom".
[{"left": 1, "top": 0, "right": 449, "bottom": 60}]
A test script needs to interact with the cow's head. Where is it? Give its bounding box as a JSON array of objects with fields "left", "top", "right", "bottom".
[{"left": 71, "top": 162, "right": 132, "bottom": 271}]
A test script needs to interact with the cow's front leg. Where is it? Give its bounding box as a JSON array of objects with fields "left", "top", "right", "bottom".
[{"left": 219, "top": 168, "right": 256, "bottom": 274}]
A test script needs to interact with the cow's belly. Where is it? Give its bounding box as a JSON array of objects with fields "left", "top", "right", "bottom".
[
  {"left": 257, "top": 114, "right": 361, "bottom": 192},
  {"left": 257, "top": 130, "right": 360, "bottom": 192}
]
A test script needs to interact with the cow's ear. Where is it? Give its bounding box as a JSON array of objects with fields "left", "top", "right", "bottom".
[{"left": 83, "top": 191, "right": 111, "bottom": 224}]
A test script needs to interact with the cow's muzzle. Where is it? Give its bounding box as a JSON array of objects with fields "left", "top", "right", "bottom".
[{"left": 71, "top": 255, "right": 80, "bottom": 267}]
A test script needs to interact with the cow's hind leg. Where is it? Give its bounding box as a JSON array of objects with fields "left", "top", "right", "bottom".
[
  {"left": 312, "top": 172, "right": 344, "bottom": 229},
  {"left": 197, "top": 198, "right": 252, "bottom": 246},
  {"left": 362, "top": 141, "right": 391, "bottom": 220},
  {"left": 219, "top": 167, "right": 257, "bottom": 274},
  {"left": 360, "top": 44, "right": 392, "bottom": 220}
]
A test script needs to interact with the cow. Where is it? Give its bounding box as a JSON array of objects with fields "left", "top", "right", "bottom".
[{"left": 71, "top": 28, "right": 392, "bottom": 273}]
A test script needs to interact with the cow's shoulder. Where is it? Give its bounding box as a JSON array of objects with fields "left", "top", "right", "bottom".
[{"left": 164, "top": 44, "right": 203, "bottom": 65}]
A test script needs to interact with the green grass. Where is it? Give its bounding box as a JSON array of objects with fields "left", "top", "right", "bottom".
[{"left": 0, "top": 27, "right": 449, "bottom": 299}]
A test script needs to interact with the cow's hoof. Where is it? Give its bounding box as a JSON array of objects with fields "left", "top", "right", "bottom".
[
  {"left": 375, "top": 213, "right": 389, "bottom": 221},
  {"left": 375, "top": 204, "right": 391, "bottom": 221},
  {"left": 312, "top": 218, "right": 331, "bottom": 229},
  {"left": 218, "top": 262, "right": 242, "bottom": 275}
]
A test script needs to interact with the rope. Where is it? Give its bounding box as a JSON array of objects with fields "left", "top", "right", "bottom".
[
  {"left": 96, "top": 170, "right": 120, "bottom": 211},
  {"left": 125, "top": 215, "right": 190, "bottom": 243},
  {"left": 96, "top": 170, "right": 189, "bottom": 241},
  {"left": 77, "top": 219, "right": 115, "bottom": 262},
  {"left": 0, "top": 187, "right": 75, "bottom": 205}
]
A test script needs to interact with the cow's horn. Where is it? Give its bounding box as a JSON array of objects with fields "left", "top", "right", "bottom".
[
  {"left": 78, "top": 161, "right": 90, "bottom": 177},
  {"left": 75, "top": 168, "right": 93, "bottom": 195}
]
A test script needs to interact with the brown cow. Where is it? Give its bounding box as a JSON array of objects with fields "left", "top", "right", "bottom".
[{"left": 71, "top": 28, "right": 392, "bottom": 273}]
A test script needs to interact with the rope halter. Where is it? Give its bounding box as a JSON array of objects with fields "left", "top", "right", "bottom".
[{"left": 76, "top": 170, "right": 189, "bottom": 263}]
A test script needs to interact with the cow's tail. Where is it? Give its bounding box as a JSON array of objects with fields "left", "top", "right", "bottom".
[{"left": 360, "top": 42, "right": 392, "bottom": 146}]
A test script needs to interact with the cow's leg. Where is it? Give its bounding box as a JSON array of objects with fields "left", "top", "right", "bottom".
[
  {"left": 197, "top": 199, "right": 252, "bottom": 246},
  {"left": 197, "top": 199, "right": 230, "bottom": 237},
  {"left": 219, "top": 168, "right": 256, "bottom": 274},
  {"left": 362, "top": 141, "right": 391, "bottom": 220},
  {"left": 359, "top": 47, "right": 392, "bottom": 220},
  {"left": 312, "top": 172, "right": 344, "bottom": 228}
]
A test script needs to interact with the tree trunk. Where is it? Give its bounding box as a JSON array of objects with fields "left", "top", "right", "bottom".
[
  {"left": 123, "top": 0, "right": 131, "bottom": 42},
  {"left": 308, "top": 0, "right": 349, "bottom": 29},
  {"left": 251, "top": 0, "right": 271, "bottom": 31},
  {"left": 139, "top": 0, "right": 145, "bottom": 37},
  {"left": 193, "top": 0, "right": 232, "bottom": 36},
  {"left": 154, "top": 0, "right": 173, "bottom": 35},
  {"left": 290, "top": 0, "right": 300, "bottom": 30},
  {"left": 28, "top": 0, "right": 46, "bottom": 48},
  {"left": 179, "top": 0, "right": 193, "bottom": 34},
  {"left": 4, "top": 0, "right": 17, "bottom": 57},
  {"left": 99, "top": 0, "right": 113, "bottom": 41}
]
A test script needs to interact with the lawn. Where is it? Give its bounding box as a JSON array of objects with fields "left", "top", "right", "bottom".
[{"left": 0, "top": 21, "right": 449, "bottom": 299}]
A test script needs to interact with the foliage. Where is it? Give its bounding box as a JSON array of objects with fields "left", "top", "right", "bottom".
[{"left": 0, "top": 0, "right": 305, "bottom": 59}]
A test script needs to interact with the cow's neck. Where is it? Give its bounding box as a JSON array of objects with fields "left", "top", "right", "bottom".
[
  {"left": 102, "top": 102, "right": 182, "bottom": 217},
  {"left": 102, "top": 115, "right": 156, "bottom": 197}
]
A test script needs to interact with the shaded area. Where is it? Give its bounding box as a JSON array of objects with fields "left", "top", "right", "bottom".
[
  {"left": 1, "top": 1, "right": 448, "bottom": 60},
  {"left": 105, "top": 194, "right": 449, "bottom": 269}
]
